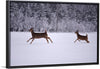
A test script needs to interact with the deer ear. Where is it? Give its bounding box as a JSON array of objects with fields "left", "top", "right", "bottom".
[
  {"left": 31, "top": 27, "right": 33, "bottom": 29},
  {"left": 76, "top": 30, "right": 78, "bottom": 32}
]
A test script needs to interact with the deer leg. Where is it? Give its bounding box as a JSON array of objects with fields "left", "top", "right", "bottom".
[
  {"left": 27, "top": 37, "right": 32, "bottom": 42},
  {"left": 45, "top": 38, "right": 49, "bottom": 43},
  {"left": 86, "top": 40, "right": 89, "bottom": 43},
  {"left": 74, "top": 39, "right": 78, "bottom": 43},
  {"left": 78, "top": 39, "right": 80, "bottom": 42},
  {"left": 30, "top": 39, "right": 34, "bottom": 44},
  {"left": 47, "top": 37, "right": 53, "bottom": 43}
]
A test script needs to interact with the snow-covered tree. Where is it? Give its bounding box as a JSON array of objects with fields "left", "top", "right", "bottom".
[{"left": 9, "top": 2, "right": 98, "bottom": 32}]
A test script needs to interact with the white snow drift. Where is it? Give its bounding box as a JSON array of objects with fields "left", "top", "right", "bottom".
[{"left": 10, "top": 32, "right": 97, "bottom": 66}]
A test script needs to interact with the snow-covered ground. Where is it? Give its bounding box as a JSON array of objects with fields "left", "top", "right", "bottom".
[{"left": 10, "top": 32, "right": 97, "bottom": 66}]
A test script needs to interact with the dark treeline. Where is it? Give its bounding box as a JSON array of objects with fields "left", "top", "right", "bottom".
[{"left": 10, "top": 2, "right": 98, "bottom": 32}]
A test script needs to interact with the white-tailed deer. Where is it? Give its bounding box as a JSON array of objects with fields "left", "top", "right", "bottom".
[
  {"left": 27, "top": 28, "right": 53, "bottom": 44},
  {"left": 74, "top": 30, "right": 89, "bottom": 43}
]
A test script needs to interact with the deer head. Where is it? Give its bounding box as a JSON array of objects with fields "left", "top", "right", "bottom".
[
  {"left": 29, "top": 28, "right": 33, "bottom": 32},
  {"left": 75, "top": 30, "right": 79, "bottom": 34}
]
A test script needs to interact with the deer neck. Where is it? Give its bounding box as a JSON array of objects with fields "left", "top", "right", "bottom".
[
  {"left": 77, "top": 33, "right": 80, "bottom": 37},
  {"left": 31, "top": 30, "right": 34, "bottom": 36}
]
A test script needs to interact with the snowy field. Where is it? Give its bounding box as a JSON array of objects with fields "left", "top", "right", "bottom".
[{"left": 10, "top": 32, "right": 97, "bottom": 66}]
